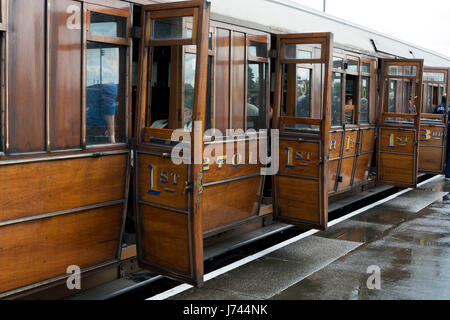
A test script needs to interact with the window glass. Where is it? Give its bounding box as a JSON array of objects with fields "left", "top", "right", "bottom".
[
  {"left": 284, "top": 43, "right": 321, "bottom": 60},
  {"left": 90, "top": 12, "right": 127, "bottom": 38},
  {"left": 296, "top": 68, "right": 311, "bottom": 118},
  {"left": 424, "top": 72, "right": 445, "bottom": 82},
  {"left": 361, "top": 63, "right": 371, "bottom": 74},
  {"left": 346, "top": 59, "right": 358, "bottom": 73},
  {"left": 205, "top": 56, "right": 213, "bottom": 131},
  {"left": 388, "top": 80, "right": 397, "bottom": 113},
  {"left": 208, "top": 32, "right": 213, "bottom": 50},
  {"left": 184, "top": 53, "right": 196, "bottom": 132},
  {"left": 333, "top": 57, "right": 343, "bottom": 70},
  {"left": 148, "top": 45, "right": 198, "bottom": 136},
  {"left": 388, "top": 65, "right": 417, "bottom": 77},
  {"left": 360, "top": 77, "right": 370, "bottom": 123},
  {"left": 331, "top": 73, "right": 342, "bottom": 126},
  {"left": 86, "top": 42, "right": 126, "bottom": 145},
  {"left": 426, "top": 85, "right": 433, "bottom": 112},
  {"left": 151, "top": 16, "right": 193, "bottom": 41},
  {"left": 249, "top": 41, "right": 268, "bottom": 58},
  {"left": 247, "top": 62, "right": 267, "bottom": 130}
]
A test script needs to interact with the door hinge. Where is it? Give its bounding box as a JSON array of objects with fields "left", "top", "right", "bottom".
[
  {"left": 182, "top": 181, "right": 193, "bottom": 195},
  {"left": 317, "top": 157, "right": 324, "bottom": 166}
]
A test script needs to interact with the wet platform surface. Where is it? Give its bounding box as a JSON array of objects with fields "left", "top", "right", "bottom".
[{"left": 172, "top": 177, "right": 450, "bottom": 300}]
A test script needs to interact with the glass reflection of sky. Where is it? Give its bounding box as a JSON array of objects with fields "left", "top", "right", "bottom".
[
  {"left": 91, "top": 22, "right": 118, "bottom": 38},
  {"left": 184, "top": 52, "right": 196, "bottom": 88},
  {"left": 87, "top": 47, "right": 119, "bottom": 86}
]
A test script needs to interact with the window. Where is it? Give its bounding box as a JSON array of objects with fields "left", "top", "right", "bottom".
[
  {"left": 247, "top": 36, "right": 269, "bottom": 131},
  {"left": 346, "top": 59, "right": 358, "bottom": 73},
  {"left": 361, "top": 63, "right": 371, "bottom": 74},
  {"left": 90, "top": 12, "right": 127, "bottom": 38},
  {"left": 388, "top": 80, "right": 397, "bottom": 113},
  {"left": 296, "top": 67, "right": 311, "bottom": 118},
  {"left": 331, "top": 73, "right": 343, "bottom": 126},
  {"left": 151, "top": 16, "right": 194, "bottom": 41},
  {"left": 86, "top": 6, "right": 129, "bottom": 146},
  {"left": 284, "top": 43, "right": 322, "bottom": 60},
  {"left": 360, "top": 77, "right": 370, "bottom": 123},
  {"left": 249, "top": 41, "right": 268, "bottom": 58},
  {"left": 145, "top": 13, "right": 199, "bottom": 138},
  {"left": 333, "top": 57, "right": 343, "bottom": 70}
]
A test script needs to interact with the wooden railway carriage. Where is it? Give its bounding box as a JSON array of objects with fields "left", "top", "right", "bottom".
[{"left": 0, "top": 0, "right": 449, "bottom": 297}]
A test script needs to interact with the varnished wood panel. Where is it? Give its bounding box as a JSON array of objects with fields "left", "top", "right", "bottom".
[
  {"left": 50, "top": 0, "right": 82, "bottom": 150},
  {"left": 0, "top": 154, "right": 127, "bottom": 222},
  {"left": 0, "top": 205, "right": 122, "bottom": 294},
  {"left": 139, "top": 204, "right": 190, "bottom": 275},
  {"left": 202, "top": 176, "right": 261, "bottom": 231},
  {"left": 328, "top": 159, "right": 339, "bottom": 192},
  {"left": 279, "top": 140, "right": 320, "bottom": 177},
  {"left": 8, "top": 0, "right": 46, "bottom": 153},
  {"left": 214, "top": 28, "right": 230, "bottom": 133},
  {"left": 337, "top": 157, "right": 355, "bottom": 190},
  {"left": 380, "top": 152, "right": 414, "bottom": 184},
  {"left": 418, "top": 126, "right": 444, "bottom": 172},
  {"left": 138, "top": 152, "right": 188, "bottom": 210},
  {"left": 277, "top": 176, "right": 320, "bottom": 222},
  {"left": 419, "top": 146, "right": 443, "bottom": 171},
  {"left": 353, "top": 153, "right": 372, "bottom": 184},
  {"left": 360, "top": 129, "right": 375, "bottom": 153},
  {"left": 231, "top": 31, "right": 245, "bottom": 130}
]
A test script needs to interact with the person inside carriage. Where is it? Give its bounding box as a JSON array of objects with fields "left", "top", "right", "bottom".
[{"left": 433, "top": 95, "right": 450, "bottom": 180}]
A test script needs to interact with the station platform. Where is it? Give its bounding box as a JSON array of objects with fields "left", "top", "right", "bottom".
[{"left": 168, "top": 177, "right": 450, "bottom": 300}]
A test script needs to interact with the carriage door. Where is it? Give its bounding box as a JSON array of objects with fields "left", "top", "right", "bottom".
[
  {"left": 273, "top": 33, "right": 333, "bottom": 230},
  {"left": 377, "top": 59, "right": 424, "bottom": 188},
  {"left": 134, "top": 0, "right": 210, "bottom": 286},
  {"left": 419, "top": 68, "right": 449, "bottom": 174}
]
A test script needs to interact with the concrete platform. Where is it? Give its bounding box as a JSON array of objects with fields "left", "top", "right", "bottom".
[{"left": 171, "top": 177, "right": 450, "bottom": 300}]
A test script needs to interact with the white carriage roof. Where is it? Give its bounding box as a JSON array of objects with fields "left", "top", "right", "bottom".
[{"left": 208, "top": 0, "right": 450, "bottom": 67}]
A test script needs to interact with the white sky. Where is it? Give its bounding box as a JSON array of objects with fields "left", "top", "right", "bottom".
[{"left": 290, "top": 0, "right": 450, "bottom": 58}]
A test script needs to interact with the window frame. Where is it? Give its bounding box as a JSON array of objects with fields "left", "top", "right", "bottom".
[
  {"left": 86, "top": 4, "right": 130, "bottom": 46},
  {"left": 246, "top": 34, "right": 270, "bottom": 131},
  {"left": 84, "top": 4, "right": 132, "bottom": 148},
  {"left": 331, "top": 53, "right": 345, "bottom": 128},
  {"left": 359, "top": 58, "right": 375, "bottom": 125}
]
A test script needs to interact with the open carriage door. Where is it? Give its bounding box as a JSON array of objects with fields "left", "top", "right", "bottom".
[
  {"left": 377, "top": 59, "right": 424, "bottom": 188},
  {"left": 134, "top": 0, "right": 210, "bottom": 286},
  {"left": 418, "top": 68, "right": 449, "bottom": 174},
  {"left": 273, "top": 33, "right": 333, "bottom": 230}
]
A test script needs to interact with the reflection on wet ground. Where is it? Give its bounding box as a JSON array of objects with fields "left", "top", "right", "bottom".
[
  {"left": 272, "top": 178, "right": 450, "bottom": 300},
  {"left": 173, "top": 177, "right": 450, "bottom": 300}
]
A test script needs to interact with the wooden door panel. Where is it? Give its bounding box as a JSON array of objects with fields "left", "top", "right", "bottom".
[
  {"left": 277, "top": 176, "right": 322, "bottom": 224},
  {"left": 380, "top": 153, "right": 415, "bottom": 185},
  {"left": 376, "top": 59, "right": 423, "bottom": 188},
  {"left": 139, "top": 205, "right": 191, "bottom": 276},
  {"left": 419, "top": 125, "right": 446, "bottom": 173},
  {"left": 273, "top": 32, "right": 333, "bottom": 230},
  {"left": 134, "top": 0, "right": 210, "bottom": 287}
]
